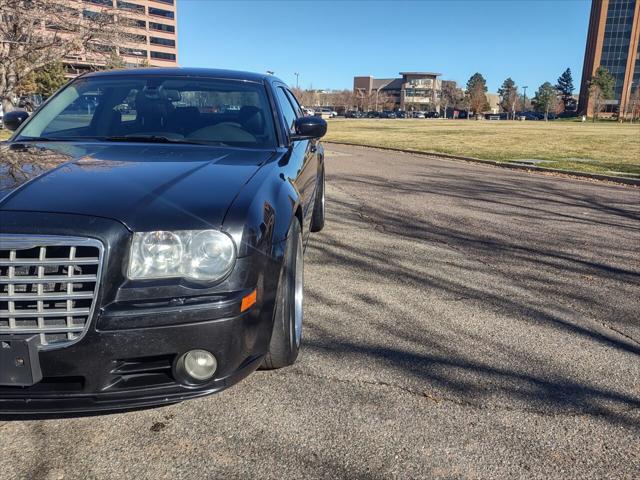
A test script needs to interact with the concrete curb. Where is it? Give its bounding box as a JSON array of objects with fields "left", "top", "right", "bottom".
[{"left": 325, "top": 141, "right": 640, "bottom": 187}]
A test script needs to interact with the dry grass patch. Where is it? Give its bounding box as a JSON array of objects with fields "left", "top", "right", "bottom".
[
  {"left": 0, "top": 129, "right": 11, "bottom": 141},
  {"left": 325, "top": 119, "right": 640, "bottom": 176}
]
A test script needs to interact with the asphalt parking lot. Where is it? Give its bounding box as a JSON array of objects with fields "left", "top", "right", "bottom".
[{"left": 1, "top": 144, "right": 639, "bottom": 479}]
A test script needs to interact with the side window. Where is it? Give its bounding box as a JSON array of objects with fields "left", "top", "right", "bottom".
[
  {"left": 285, "top": 89, "right": 303, "bottom": 117},
  {"left": 276, "top": 87, "right": 297, "bottom": 133}
]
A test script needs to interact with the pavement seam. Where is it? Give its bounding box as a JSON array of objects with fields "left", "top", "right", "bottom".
[
  {"left": 283, "top": 369, "right": 640, "bottom": 422},
  {"left": 600, "top": 322, "right": 640, "bottom": 346}
]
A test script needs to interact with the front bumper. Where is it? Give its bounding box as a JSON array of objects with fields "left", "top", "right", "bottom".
[{"left": 0, "top": 304, "right": 274, "bottom": 415}]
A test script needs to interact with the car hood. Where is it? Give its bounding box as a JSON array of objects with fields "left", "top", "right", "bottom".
[{"left": 0, "top": 142, "right": 274, "bottom": 231}]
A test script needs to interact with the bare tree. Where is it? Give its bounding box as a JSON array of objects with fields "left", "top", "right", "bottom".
[
  {"left": 440, "top": 80, "right": 464, "bottom": 118},
  {"left": 1, "top": 0, "right": 137, "bottom": 111},
  {"left": 629, "top": 85, "right": 640, "bottom": 124}
]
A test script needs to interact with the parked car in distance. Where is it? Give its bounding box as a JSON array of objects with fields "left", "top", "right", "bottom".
[
  {"left": 314, "top": 107, "right": 335, "bottom": 119},
  {"left": 558, "top": 110, "right": 578, "bottom": 119},
  {"left": 345, "top": 110, "right": 364, "bottom": 118},
  {"left": 0, "top": 68, "right": 328, "bottom": 414},
  {"left": 379, "top": 110, "right": 396, "bottom": 119},
  {"left": 395, "top": 110, "right": 407, "bottom": 118},
  {"left": 412, "top": 111, "right": 425, "bottom": 118},
  {"left": 366, "top": 111, "right": 379, "bottom": 118},
  {"left": 425, "top": 111, "right": 440, "bottom": 118},
  {"left": 302, "top": 107, "right": 315, "bottom": 116}
]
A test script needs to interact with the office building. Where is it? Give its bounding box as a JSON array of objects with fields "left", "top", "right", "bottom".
[
  {"left": 64, "top": 0, "right": 178, "bottom": 76},
  {"left": 579, "top": 0, "right": 640, "bottom": 116},
  {"left": 353, "top": 72, "right": 442, "bottom": 111}
]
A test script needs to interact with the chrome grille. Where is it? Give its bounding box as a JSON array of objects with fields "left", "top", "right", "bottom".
[{"left": 0, "top": 235, "right": 104, "bottom": 349}]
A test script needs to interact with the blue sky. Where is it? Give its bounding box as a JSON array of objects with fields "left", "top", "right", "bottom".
[{"left": 178, "top": 0, "right": 592, "bottom": 93}]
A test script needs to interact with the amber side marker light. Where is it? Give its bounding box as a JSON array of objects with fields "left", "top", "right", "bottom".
[{"left": 241, "top": 289, "right": 257, "bottom": 312}]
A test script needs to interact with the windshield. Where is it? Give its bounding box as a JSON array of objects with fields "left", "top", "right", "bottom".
[{"left": 16, "top": 76, "right": 277, "bottom": 148}]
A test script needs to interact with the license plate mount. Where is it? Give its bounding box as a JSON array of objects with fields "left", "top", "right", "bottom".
[{"left": 0, "top": 335, "right": 42, "bottom": 386}]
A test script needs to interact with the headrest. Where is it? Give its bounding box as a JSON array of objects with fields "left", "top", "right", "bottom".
[{"left": 239, "top": 106, "right": 264, "bottom": 135}]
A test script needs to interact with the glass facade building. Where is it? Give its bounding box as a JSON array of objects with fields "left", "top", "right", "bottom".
[{"left": 579, "top": 0, "right": 640, "bottom": 116}]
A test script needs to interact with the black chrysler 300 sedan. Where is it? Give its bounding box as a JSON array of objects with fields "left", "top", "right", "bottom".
[{"left": 0, "top": 68, "right": 327, "bottom": 414}]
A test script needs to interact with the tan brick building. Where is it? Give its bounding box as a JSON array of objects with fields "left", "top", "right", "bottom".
[{"left": 64, "top": 0, "right": 178, "bottom": 76}]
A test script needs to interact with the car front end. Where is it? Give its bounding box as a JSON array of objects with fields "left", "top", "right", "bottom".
[{"left": 0, "top": 68, "right": 302, "bottom": 415}]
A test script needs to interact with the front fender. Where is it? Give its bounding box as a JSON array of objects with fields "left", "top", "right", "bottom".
[{"left": 222, "top": 154, "right": 301, "bottom": 260}]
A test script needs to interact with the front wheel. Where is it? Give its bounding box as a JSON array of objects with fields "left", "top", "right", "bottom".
[{"left": 262, "top": 220, "right": 303, "bottom": 369}]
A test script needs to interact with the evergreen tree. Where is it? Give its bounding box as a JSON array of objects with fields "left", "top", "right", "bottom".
[
  {"left": 497, "top": 77, "right": 518, "bottom": 119},
  {"left": 466, "top": 73, "right": 489, "bottom": 116},
  {"left": 33, "top": 62, "right": 67, "bottom": 97},
  {"left": 555, "top": 68, "right": 574, "bottom": 110},
  {"left": 588, "top": 67, "right": 615, "bottom": 121}
]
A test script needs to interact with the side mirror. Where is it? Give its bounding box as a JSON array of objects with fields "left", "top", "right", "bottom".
[
  {"left": 3, "top": 110, "right": 29, "bottom": 131},
  {"left": 291, "top": 116, "right": 327, "bottom": 141}
]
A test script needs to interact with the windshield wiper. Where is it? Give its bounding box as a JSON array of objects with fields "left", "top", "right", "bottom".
[
  {"left": 16, "top": 136, "right": 81, "bottom": 142},
  {"left": 105, "top": 135, "right": 209, "bottom": 145}
]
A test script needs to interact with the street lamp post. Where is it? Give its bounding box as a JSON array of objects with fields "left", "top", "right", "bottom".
[{"left": 522, "top": 85, "right": 528, "bottom": 112}]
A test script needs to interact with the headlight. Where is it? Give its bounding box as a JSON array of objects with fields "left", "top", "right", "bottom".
[{"left": 128, "top": 229, "right": 236, "bottom": 281}]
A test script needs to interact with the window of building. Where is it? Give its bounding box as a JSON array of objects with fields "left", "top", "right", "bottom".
[
  {"left": 150, "top": 51, "right": 176, "bottom": 60},
  {"left": 151, "top": 0, "right": 174, "bottom": 4},
  {"left": 133, "top": 19, "right": 146, "bottom": 29},
  {"left": 150, "top": 36, "right": 176, "bottom": 47},
  {"left": 149, "top": 7, "right": 174, "bottom": 19},
  {"left": 121, "top": 47, "right": 148, "bottom": 58},
  {"left": 149, "top": 21, "right": 175, "bottom": 33},
  {"left": 117, "top": 1, "right": 145, "bottom": 13},
  {"left": 130, "top": 34, "right": 148, "bottom": 44},
  {"left": 83, "top": 0, "right": 113, "bottom": 6}
]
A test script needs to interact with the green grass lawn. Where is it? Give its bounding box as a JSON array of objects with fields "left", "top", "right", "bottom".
[{"left": 324, "top": 119, "right": 640, "bottom": 177}]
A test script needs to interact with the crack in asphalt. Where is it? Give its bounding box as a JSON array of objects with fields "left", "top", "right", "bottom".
[
  {"left": 601, "top": 322, "right": 640, "bottom": 346},
  {"left": 282, "top": 369, "right": 640, "bottom": 422}
]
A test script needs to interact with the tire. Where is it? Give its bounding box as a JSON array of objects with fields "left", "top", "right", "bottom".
[
  {"left": 262, "top": 220, "right": 303, "bottom": 369},
  {"left": 310, "top": 167, "right": 325, "bottom": 232}
]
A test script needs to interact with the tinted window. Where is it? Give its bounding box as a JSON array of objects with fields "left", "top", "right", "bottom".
[
  {"left": 18, "top": 76, "right": 277, "bottom": 148},
  {"left": 149, "top": 22, "right": 174, "bottom": 32},
  {"left": 150, "top": 36, "right": 175, "bottom": 47},
  {"left": 150, "top": 51, "right": 176, "bottom": 60},
  {"left": 276, "top": 87, "right": 297, "bottom": 132},
  {"left": 149, "top": 7, "right": 174, "bottom": 18}
]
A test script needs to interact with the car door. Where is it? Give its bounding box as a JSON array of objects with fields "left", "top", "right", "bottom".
[{"left": 274, "top": 85, "right": 318, "bottom": 239}]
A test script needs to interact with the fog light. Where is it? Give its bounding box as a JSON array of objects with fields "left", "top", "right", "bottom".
[{"left": 179, "top": 349, "right": 217, "bottom": 382}]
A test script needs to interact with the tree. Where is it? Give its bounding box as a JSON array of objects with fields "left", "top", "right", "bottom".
[
  {"left": 629, "top": 85, "right": 640, "bottom": 123},
  {"left": 497, "top": 77, "right": 518, "bottom": 119},
  {"left": 532, "top": 82, "right": 559, "bottom": 120},
  {"left": 105, "top": 52, "right": 126, "bottom": 70},
  {"left": 440, "top": 80, "right": 464, "bottom": 118},
  {"left": 0, "top": 0, "right": 137, "bottom": 112},
  {"left": 33, "top": 61, "right": 67, "bottom": 97},
  {"left": 588, "top": 67, "right": 615, "bottom": 121},
  {"left": 555, "top": 68, "right": 574, "bottom": 110},
  {"left": 466, "top": 73, "right": 489, "bottom": 117}
]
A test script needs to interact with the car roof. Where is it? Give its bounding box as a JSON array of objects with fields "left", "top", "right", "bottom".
[{"left": 81, "top": 67, "right": 285, "bottom": 85}]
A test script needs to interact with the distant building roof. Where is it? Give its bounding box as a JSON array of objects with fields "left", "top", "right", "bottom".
[{"left": 399, "top": 72, "right": 442, "bottom": 77}]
